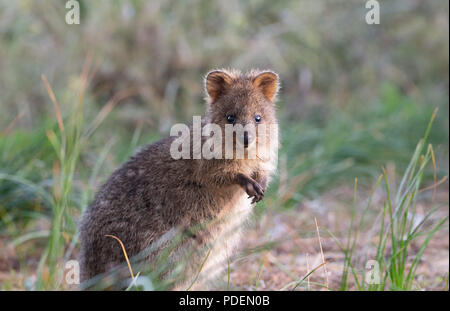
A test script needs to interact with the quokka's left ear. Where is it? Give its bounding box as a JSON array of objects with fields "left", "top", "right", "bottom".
[{"left": 252, "top": 71, "right": 279, "bottom": 102}]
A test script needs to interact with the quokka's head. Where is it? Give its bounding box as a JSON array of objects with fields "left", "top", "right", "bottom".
[{"left": 204, "top": 69, "right": 279, "bottom": 152}]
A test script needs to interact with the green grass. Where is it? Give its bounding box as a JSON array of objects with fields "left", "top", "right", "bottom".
[
  {"left": 35, "top": 71, "right": 86, "bottom": 289},
  {"left": 326, "top": 110, "right": 449, "bottom": 291}
]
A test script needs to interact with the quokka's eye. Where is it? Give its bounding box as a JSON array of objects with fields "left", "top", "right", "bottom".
[
  {"left": 255, "top": 115, "right": 262, "bottom": 123},
  {"left": 226, "top": 114, "right": 235, "bottom": 124}
]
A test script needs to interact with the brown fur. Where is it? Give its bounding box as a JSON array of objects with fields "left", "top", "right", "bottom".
[{"left": 79, "top": 69, "right": 280, "bottom": 290}]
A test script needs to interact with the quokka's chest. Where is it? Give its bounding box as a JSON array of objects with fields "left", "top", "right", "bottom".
[{"left": 187, "top": 192, "right": 253, "bottom": 286}]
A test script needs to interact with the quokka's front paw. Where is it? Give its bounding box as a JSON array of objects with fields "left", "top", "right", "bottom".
[{"left": 237, "top": 174, "right": 265, "bottom": 203}]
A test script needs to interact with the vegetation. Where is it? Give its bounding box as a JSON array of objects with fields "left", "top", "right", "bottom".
[{"left": 0, "top": 0, "right": 448, "bottom": 290}]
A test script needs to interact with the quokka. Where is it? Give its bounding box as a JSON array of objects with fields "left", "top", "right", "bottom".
[{"left": 79, "top": 69, "right": 280, "bottom": 290}]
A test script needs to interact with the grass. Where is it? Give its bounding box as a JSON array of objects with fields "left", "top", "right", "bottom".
[
  {"left": 0, "top": 0, "right": 448, "bottom": 291},
  {"left": 0, "top": 76, "right": 447, "bottom": 290},
  {"left": 325, "top": 110, "right": 449, "bottom": 291},
  {"left": 0, "top": 56, "right": 123, "bottom": 290}
]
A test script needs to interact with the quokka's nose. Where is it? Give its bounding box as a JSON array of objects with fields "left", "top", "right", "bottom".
[{"left": 243, "top": 131, "right": 252, "bottom": 148}]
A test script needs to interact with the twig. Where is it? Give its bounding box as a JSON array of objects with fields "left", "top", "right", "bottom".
[
  {"left": 306, "top": 253, "right": 310, "bottom": 290},
  {"left": 105, "top": 234, "right": 135, "bottom": 280},
  {"left": 314, "top": 217, "right": 329, "bottom": 289},
  {"left": 1, "top": 110, "right": 25, "bottom": 137}
]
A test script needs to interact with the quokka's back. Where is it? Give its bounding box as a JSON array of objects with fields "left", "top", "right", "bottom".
[{"left": 79, "top": 69, "right": 279, "bottom": 289}]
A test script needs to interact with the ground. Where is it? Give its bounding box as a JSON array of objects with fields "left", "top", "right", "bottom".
[
  {"left": 0, "top": 186, "right": 448, "bottom": 291},
  {"left": 220, "top": 186, "right": 449, "bottom": 291}
]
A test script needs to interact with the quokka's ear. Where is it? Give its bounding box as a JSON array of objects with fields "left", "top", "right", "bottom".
[
  {"left": 205, "top": 70, "right": 232, "bottom": 102},
  {"left": 253, "top": 71, "right": 279, "bottom": 102}
]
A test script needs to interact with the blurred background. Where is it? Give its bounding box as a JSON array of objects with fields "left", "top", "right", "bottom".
[{"left": 0, "top": 0, "right": 448, "bottom": 290}]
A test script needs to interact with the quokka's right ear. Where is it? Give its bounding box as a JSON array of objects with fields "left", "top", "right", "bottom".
[{"left": 205, "top": 70, "right": 232, "bottom": 102}]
